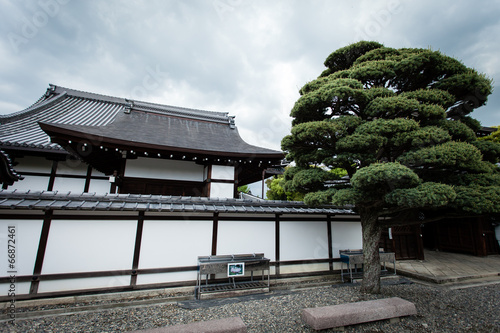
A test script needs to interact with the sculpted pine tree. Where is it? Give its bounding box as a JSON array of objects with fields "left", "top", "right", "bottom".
[{"left": 281, "top": 41, "right": 500, "bottom": 294}]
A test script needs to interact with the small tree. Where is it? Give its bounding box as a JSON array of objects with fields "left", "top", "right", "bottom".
[
  {"left": 479, "top": 126, "right": 500, "bottom": 143},
  {"left": 282, "top": 41, "right": 500, "bottom": 294},
  {"left": 237, "top": 185, "right": 251, "bottom": 194},
  {"left": 267, "top": 168, "right": 347, "bottom": 201}
]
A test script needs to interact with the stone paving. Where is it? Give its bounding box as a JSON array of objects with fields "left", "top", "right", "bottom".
[{"left": 394, "top": 249, "right": 500, "bottom": 284}]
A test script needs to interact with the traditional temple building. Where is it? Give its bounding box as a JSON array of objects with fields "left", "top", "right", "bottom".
[
  {"left": 0, "top": 85, "right": 361, "bottom": 300},
  {"left": 0, "top": 84, "right": 284, "bottom": 197}
]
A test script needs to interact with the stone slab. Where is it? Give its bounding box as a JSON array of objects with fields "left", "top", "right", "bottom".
[
  {"left": 127, "top": 316, "right": 246, "bottom": 333},
  {"left": 302, "top": 297, "right": 417, "bottom": 330}
]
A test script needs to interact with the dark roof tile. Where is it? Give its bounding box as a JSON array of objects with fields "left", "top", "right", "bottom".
[{"left": 0, "top": 190, "right": 354, "bottom": 215}]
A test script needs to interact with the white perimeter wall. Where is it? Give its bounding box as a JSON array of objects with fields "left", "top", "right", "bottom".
[
  {"left": 0, "top": 219, "right": 43, "bottom": 295},
  {"left": 137, "top": 220, "right": 213, "bottom": 285},
  {"left": 125, "top": 158, "right": 204, "bottom": 182},
  {"left": 0, "top": 214, "right": 362, "bottom": 297},
  {"left": 38, "top": 220, "right": 137, "bottom": 293}
]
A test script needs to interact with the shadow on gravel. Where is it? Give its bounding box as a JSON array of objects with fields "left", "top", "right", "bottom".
[{"left": 177, "top": 277, "right": 414, "bottom": 309}]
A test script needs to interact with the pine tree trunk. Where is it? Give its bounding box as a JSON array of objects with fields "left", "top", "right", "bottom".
[{"left": 360, "top": 208, "right": 382, "bottom": 294}]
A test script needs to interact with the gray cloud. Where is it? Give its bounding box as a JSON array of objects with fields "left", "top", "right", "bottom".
[{"left": 1, "top": 0, "right": 499, "bottom": 152}]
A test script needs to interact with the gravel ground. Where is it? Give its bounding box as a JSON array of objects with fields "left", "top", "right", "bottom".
[{"left": 1, "top": 279, "right": 499, "bottom": 333}]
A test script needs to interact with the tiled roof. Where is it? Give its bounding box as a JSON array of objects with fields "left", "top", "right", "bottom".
[
  {"left": 0, "top": 84, "right": 283, "bottom": 158},
  {"left": 0, "top": 190, "right": 353, "bottom": 215},
  {"left": 40, "top": 111, "right": 282, "bottom": 158},
  {"left": 0, "top": 86, "right": 123, "bottom": 151}
]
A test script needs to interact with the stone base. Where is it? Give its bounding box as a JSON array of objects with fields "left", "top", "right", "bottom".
[{"left": 199, "top": 287, "right": 269, "bottom": 300}]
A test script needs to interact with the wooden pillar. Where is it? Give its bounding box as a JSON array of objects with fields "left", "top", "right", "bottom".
[
  {"left": 327, "top": 215, "right": 333, "bottom": 271},
  {"left": 30, "top": 210, "right": 53, "bottom": 294},
  {"left": 475, "top": 217, "right": 487, "bottom": 256},
  {"left": 415, "top": 224, "right": 425, "bottom": 260},
  {"left": 233, "top": 163, "right": 239, "bottom": 198},
  {"left": 275, "top": 214, "right": 280, "bottom": 277},
  {"left": 131, "top": 211, "right": 145, "bottom": 287},
  {"left": 83, "top": 165, "right": 92, "bottom": 193},
  {"left": 211, "top": 212, "right": 219, "bottom": 256},
  {"left": 204, "top": 165, "right": 212, "bottom": 198},
  {"left": 47, "top": 160, "right": 58, "bottom": 191}
]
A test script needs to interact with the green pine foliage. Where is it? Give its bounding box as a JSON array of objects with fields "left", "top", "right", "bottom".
[{"left": 281, "top": 41, "right": 499, "bottom": 294}]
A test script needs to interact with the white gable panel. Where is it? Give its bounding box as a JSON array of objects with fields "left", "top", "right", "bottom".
[
  {"left": 210, "top": 183, "right": 234, "bottom": 198},
  {"left": 211, "top": 165, "right": 234, "bottom": 180},
  {"left": 124, "top": 158, "right": 204, "bottom": 181}
]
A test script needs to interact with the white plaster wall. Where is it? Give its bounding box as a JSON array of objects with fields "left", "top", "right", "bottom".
[
  {"left": 52, "top": 178, "right": 86, "bottom": 193},
  {"left": 137, "top": 271, "right": 198, "bottom": 285},
  {"left": 39, "top": 276, "right": 130, "bottom": 294},
  {"left": 136, "top": 220, "right": 212, "bottom": 285},
  {"left": 209, "top": 182, "right": 234, "bottom": 198},
  {"left": 125, "top": 158, "right": 204, "bottom": 181},
  {"left": 331, "top": 222, "right": 363, "bottom": 257},
  {"left": 55, "top": 160, "right": 88, "bottom": 176},
  {"left": 279, "top": 263, "right": 329, "bottom": 274},
  {"left": 0, "top": 282, "right": 31, "bottom": 296},
  {"left": 280, "top": 221, "right": 329, "bottom": 261},
  {"left": 9, "top": 175, "right": 49, "bottom": 192},
  {"left": 279, "top": 221, "right": 330, "bottom": 274},
  {"left": 42, "top": 220, "right": 136, "bottom": 274},
  {"left": 0, "top": 220, "right": 43, "bottom": 296},
  {"left": 211, "top": 165, "right": 234, "bottom": 180},
  {"left": 0, "top": 214, "right": 364, "bottom": 296},
  {"left": 217, "top": 221, "right": 275, "bottom": 260},
  {"left": 88, "top": 179, "right": 111, "bottom": 194},
  {"left": 139, "top": 220, "right": 213, "bottom": 268}
]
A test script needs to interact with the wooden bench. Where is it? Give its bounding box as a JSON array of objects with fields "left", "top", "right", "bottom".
[
  {"left": 127, "top": 317, "right": 247, "bottom": 333},
  {"left": 302, "top": 297, "right": 417, "bottom": 330}
]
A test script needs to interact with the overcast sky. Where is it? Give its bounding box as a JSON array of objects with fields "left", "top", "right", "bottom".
[{"left": 1, "top": 0, "right": 500, "bottom": 154}]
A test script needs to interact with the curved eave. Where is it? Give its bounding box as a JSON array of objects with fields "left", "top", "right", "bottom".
[{"left": 39, "top": 122, "right": 285, "bottom": 160}]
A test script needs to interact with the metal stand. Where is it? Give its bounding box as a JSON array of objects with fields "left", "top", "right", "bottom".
[
  {"left": 196, "top": 253, "right": 270, "bottom": 299},
  {"left": 340, "top": 249, "right": 396, "bottom": 282}
]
